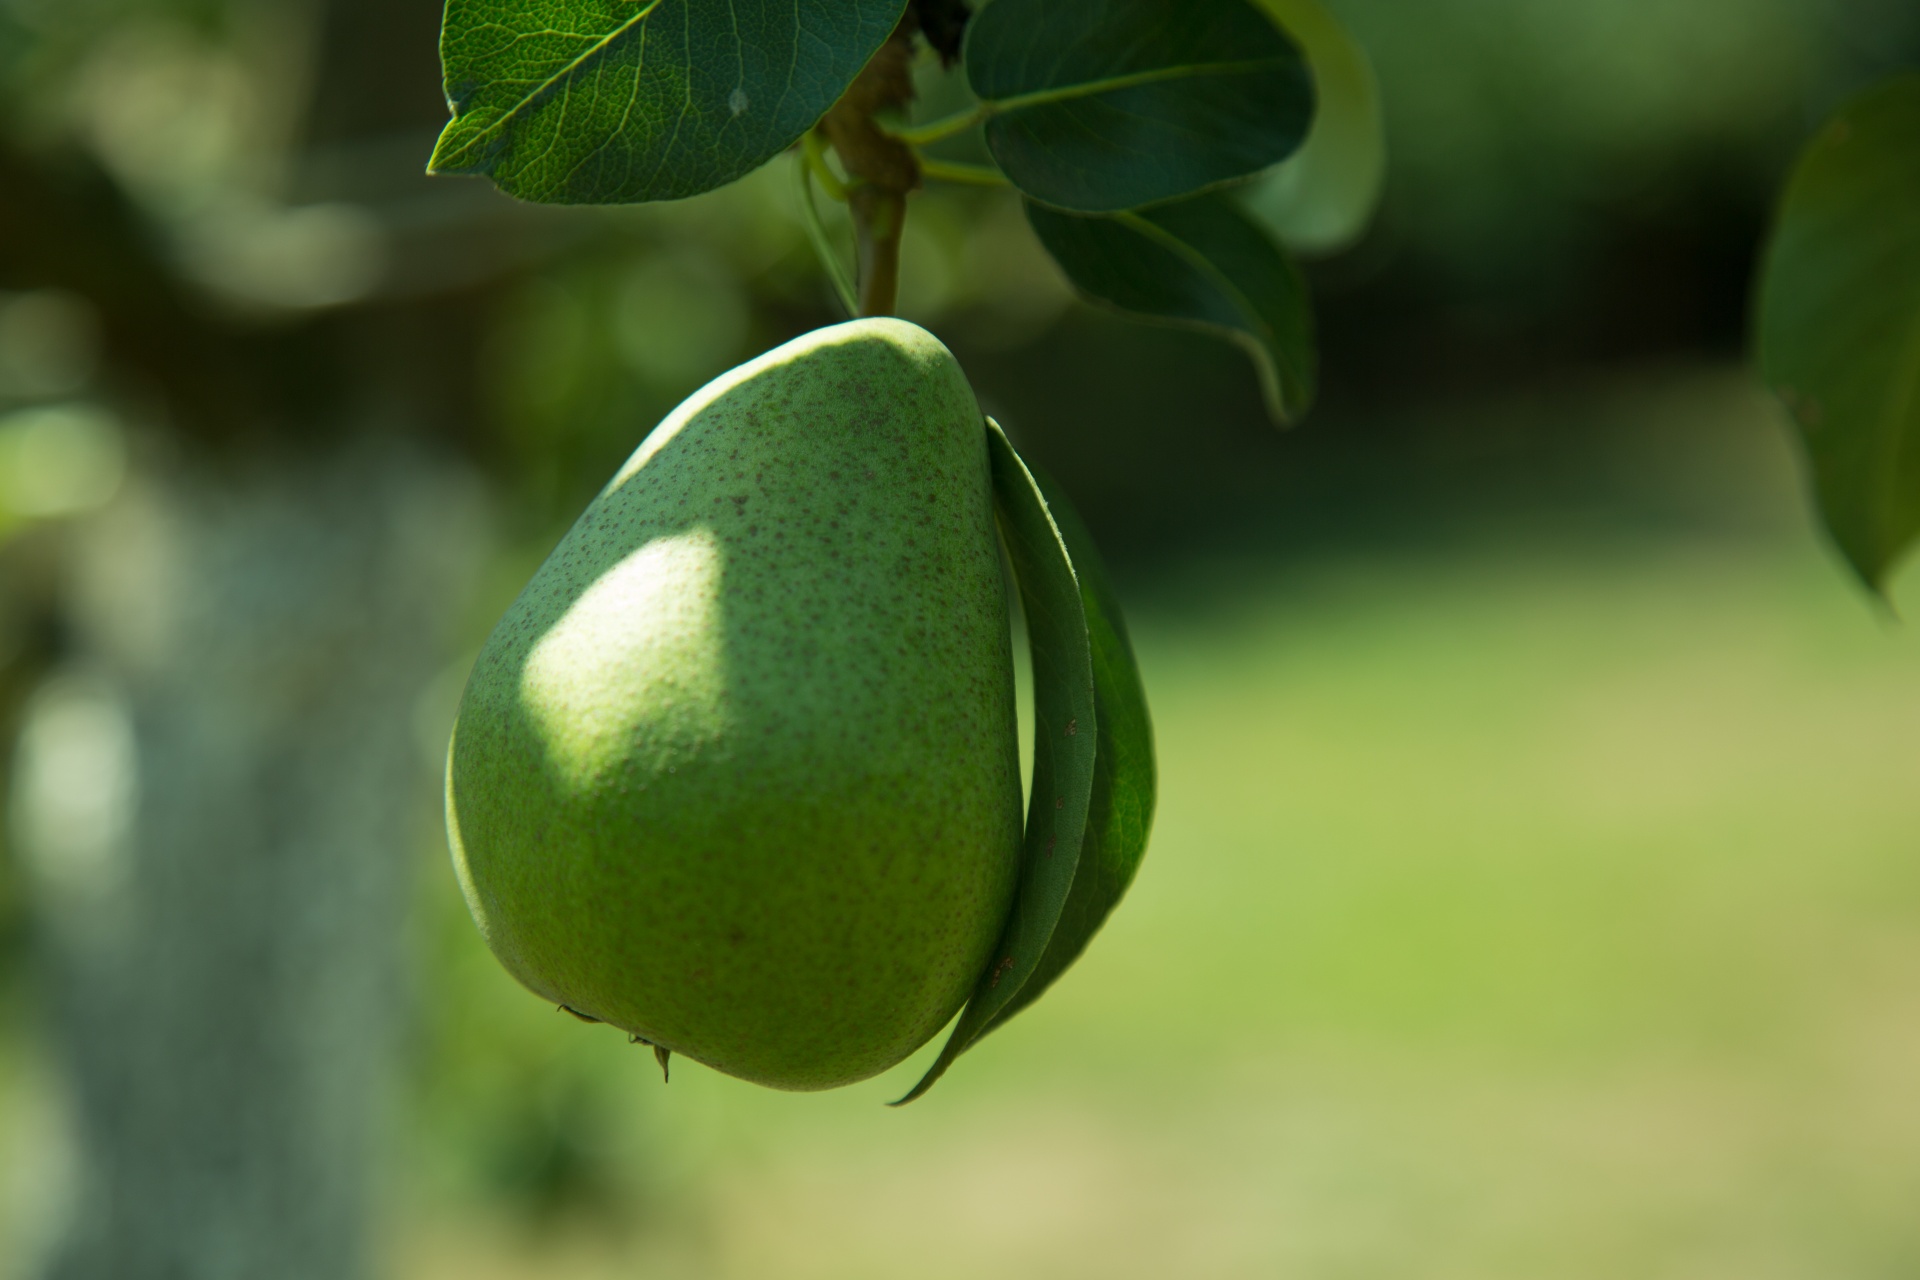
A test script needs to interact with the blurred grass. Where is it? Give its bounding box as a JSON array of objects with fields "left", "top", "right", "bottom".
[{"left": 382, "top": 370, "right": 1920, "bottom": 1280}]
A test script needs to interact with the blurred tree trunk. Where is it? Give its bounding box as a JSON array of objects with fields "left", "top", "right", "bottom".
[
  {"left": 0, "top": 0, "right": 522, "bottom": 1274},
  {"left": 19, "top": 445, "right": 487, "bottom": 1280}
]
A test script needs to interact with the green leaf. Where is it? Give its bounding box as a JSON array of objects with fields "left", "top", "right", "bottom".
[
  {"left": 964, "top": 0, "right": 1314, "bottom": 214},
  {"left": 894, "top": 419, "right": 1096, "bottom": 1106},
  {"left": 972, "top": 462, "right": 1155, "bottom": 1042},
  {"left": 1756, "top": 73, "right": 1920, "bottom": 592},
  {"left": 430, "top": 0, "right": 906, "bottom": 205},
  {"left": 1239, "top": 0, "right": 1386, "bottom": 257},
  {"left": 1026, "top": 191, "right": 1316, "bottom": 423}
]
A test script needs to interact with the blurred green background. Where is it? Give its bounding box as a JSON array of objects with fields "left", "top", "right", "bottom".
[{"left": 2, "top": 1, "right": 1919, "bottom": 1277}]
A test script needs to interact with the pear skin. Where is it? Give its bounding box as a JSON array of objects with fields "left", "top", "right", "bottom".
[{"left": 447, "top": 319, "right": 1023, "bottom": 1090}]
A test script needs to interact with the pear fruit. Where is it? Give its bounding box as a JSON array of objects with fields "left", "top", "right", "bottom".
[{"left": 446, "top": 319, "right": 1023, "bottom": 1090}]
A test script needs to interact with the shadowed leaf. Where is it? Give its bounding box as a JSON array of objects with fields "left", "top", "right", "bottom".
[
  {"left": 1756, "top": 73, "right": 1920, "bottom": 592},
  {"left": 1027, "top": 192, "right": 1316, "bottom": 423},
  {"left": 964, "top": 0, "right": 1313, "bottom": 213},
  {"left": 1239, "top": 0, "right": 1386, "bottom": 256}
]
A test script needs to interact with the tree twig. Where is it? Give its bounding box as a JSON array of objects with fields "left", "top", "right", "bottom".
[
  {"left": 890, "top": 105, "right": 991, "bottom": 147},
  {"left": 918, "top": 158, "right": 1009, "bottom": 187}
]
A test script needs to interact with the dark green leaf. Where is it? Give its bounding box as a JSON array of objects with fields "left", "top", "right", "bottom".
[
  {"left": 1239, "top": 0, "right": 1386, "bottom": 256},
  {"left": 973, "top": 462, "right": 1155, "bottom": 1042},
  {"left": 964, "top": 0, "right": 1313, "bottom": 213},
  {"left": 1027, "top": 192, "right": 1316, "bottom": 422},
  {"left": 894, "top": 419, "right": 1096, "bottom": 1105},
  {"left": 430, "top": 0, "right": 906, "bottom": 205},
  {"left": 1757, "top": 73, "right": 1920, "bottom": 593}
]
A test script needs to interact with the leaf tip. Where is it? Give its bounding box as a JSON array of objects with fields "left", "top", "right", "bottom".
[
  {"left": 424, "top": 125, "right": 468, "bottom": 178},
  {"left": 1855, "top": 561, "right": 1900, "bottom": 618},
  {"left": 1241, "top": 338, "right": 1311, "bottom": 429},
  {"left": 1830, "top": 541, "right": 1906, "bottom": 618},
  {"left": 888, "top": 1062, "right": 946, "bottom": 1107}
]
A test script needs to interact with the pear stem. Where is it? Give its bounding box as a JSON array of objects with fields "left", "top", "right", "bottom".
[
  {"left": 817, "top": 17, "right": 921, "bottom": 318},
  {"left": 850, "top": 185, "right": 906, "bottom": 317}
]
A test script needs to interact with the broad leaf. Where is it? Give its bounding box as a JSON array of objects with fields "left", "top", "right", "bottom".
[
  {"left": 430, "top": 0, "right": 906, "bottom": 205},
  {"left": 1756, "top": 73, "right": 1920, "bottom": 592},
  {"left": 964, "top": 0, "right": 1314, "bottom": 213},
  {"left": 1027, "top": 192, "right": 1316, "bottom": 423},
  {"left": 1240, "top": 0, "right": 1386, "bottom": 256},
  {"left": 973, "top": 463, "right": 1155, "bottom": 1041},
  {"left": 895, "top": 419, "right": 1096, "bottom": 1105}
]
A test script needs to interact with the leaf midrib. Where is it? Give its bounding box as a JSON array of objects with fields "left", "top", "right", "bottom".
[
  {"left": 985, "top": 57, "right": 1294, "bottom": 115},
  {"left": 1117, "top": 209, "right": 1275, "bottom": 355},
  {"left": 1115, "top": 207, "right": 1295, "bottom": 416},
  {"left": 433, "top": 0, "right": 668, "bottom": 169}
]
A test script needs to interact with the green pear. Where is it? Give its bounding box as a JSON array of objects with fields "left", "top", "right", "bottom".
[{"left": 446, "top": 319, "right": 1023, "bottom": 1090}]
